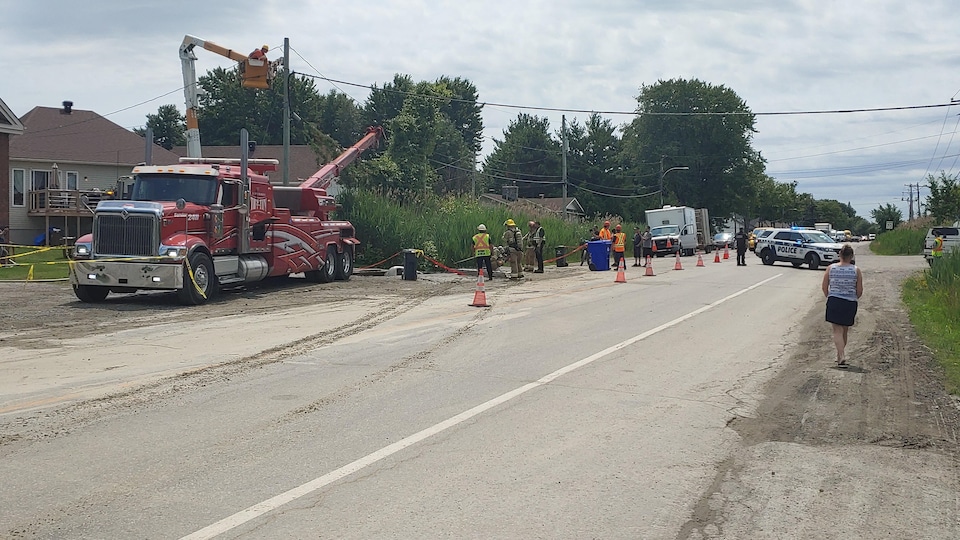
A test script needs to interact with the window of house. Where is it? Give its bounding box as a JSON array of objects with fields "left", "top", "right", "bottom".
[
  {"left": 12, "top": 169, "right": 25, "bottom": 207},
  {"left": 31, "top": 170, "right": 49, "bottom": 191},
  {"left": 66, "top": 171, "right": 79, "bottom": 190}
]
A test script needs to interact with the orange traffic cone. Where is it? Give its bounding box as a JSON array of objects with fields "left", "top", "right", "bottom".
[
  {"left": 651, "top": 242, "right": 658, "bottom": 254},
  {"left": 714, "top": 249, "right": 722, "bottom": 263},
  {"left": 723, "top": 244, "right": 730, "bottom": 260},
  {"left": 674, "top": 251, "right": 683, "bottom": 270},
  {"left": 666, "top": 238, "right": 672, "bottom": 249},
  {"left": 645, "top": 255, "right": 655, "bottom": 276},
  {"left": 469, "top": 269, "right": 490, "bottom": 307},
  {"left": 696, "top": 252, "right": 705, "bottom": 267},
  {"left": 615, "top": 258, "right": 627, "bottom": 283}
]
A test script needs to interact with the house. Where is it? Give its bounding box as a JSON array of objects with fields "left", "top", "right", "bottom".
[
  {"left": 479, "top": 185, "right": 585, "bottom": 220},
  {"left": 7, "top": 103, "right": 181, "bottom": 245},
  {"left": 0, "top": 97, "right": 26, "bottom": 240}
]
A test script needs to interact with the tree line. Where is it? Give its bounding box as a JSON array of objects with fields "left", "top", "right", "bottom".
[{"left": 135, "top": 68, "right": 960, "bottom": 233}]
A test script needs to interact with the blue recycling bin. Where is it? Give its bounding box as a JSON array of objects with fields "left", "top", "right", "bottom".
[{"left": 587, "top": 240, "right": 611, "bottom": 271}]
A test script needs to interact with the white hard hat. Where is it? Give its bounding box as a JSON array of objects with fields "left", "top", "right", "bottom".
[{"left": 477, "top": 224, "right": 487, "bottom": 231}]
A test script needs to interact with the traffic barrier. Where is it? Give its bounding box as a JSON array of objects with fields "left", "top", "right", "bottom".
[
  {"left": 714, "top": 249, "right": 722, "bottom": 263},
  {"left": 674, "top": 251, "right": 683, "bottom": 270},
  {"left": 615, "top": 258, "right": 626, "bottom": 283},
  {"left": 645, "top": 255, "right": 654, "bottom": 276},
  {"left": 469, "top": 268, "right": 490, "bottom": 307},
  {"left": 696, "top": 252, "right": 705, "bottom": 267},
  {"left": 723, "top": 244, "right": 730, "bottom": 260}
]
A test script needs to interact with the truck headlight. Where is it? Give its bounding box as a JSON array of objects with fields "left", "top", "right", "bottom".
[
  {"left": 163, "top": 247, "right": 183, "bottom": 258},
  {"left": 75, "top": 245, "right": 90, "bottom": 256}
]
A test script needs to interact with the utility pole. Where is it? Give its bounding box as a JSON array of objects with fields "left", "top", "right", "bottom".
[
  {"left": 904, "top": 183, "right": 914, "bottom": 221},
  {"left": 282, "top": 37, "right": 290, "bottom": 186},
  {"left": 561, "top": 115, "right": 568, "bottom": 221}
]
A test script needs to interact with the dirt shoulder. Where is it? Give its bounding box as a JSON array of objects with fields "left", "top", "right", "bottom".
[{"left": 680, "top": 246, "right": 960, "bottom": 538}]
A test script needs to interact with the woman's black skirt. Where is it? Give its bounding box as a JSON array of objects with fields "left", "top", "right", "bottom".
[{"left": 826, "top": 296, "right": 858, "bottom": 327}]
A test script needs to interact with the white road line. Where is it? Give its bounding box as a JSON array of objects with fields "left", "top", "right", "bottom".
[{"left": 181, "top": 273, "right": 783, "bottom": 540}]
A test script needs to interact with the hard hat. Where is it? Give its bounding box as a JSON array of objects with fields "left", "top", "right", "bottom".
[
  {"left": 477, "top": 224, "right": 487, "bottom": 231},
  {"left": 604, "top": 221, "right": 611, "bottom": 226},
  {"left": 261, "top": 44, "right": 270, "bottom": 51},
  {"left": 504, "top": 219, "right": 516, "bottom": 227},
  {"left": 616, "top": 224, "right": 622, "bottom": 230}
]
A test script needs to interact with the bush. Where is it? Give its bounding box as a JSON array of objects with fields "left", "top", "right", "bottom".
[{"left": 869, "top": 227, "right": 926, "bottom": 255}]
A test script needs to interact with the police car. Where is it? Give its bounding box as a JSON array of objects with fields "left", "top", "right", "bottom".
[{"left": 753, "top": 227, "right": 843, "bottom": 270}]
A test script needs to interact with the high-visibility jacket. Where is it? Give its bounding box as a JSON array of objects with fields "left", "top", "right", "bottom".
[
  {"left": 472, "top": 232, "right": 492, "bottom": 256},
  {"left": 613, "top": 231, "right": 626, "bottom": 252},
  {"left": 598, "top": 227, "right": 613, "bottom": 240},
  {"left": 933, "top": 236, "right": 944, "bottom": 257}
]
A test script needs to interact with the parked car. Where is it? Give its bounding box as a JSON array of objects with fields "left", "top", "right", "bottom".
[
  {"left": 713, "top": 232, "right": 735, "bottom": 248},
  {"left": 751, "top": 228, "right": 775, "bottom": 251},
  {"left": 867, "top": 233, "right": 876, "bottom": 241}
]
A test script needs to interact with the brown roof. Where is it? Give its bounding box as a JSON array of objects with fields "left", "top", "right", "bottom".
[
  {"left": 171, "top": 144, "right": 329, "bottom": 184},
  {"left": 11, "top": 106, "right": 181, "bottom": 165}
]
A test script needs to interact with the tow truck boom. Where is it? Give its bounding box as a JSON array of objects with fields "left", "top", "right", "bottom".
[{"left": 300, "top": 126, "right": 385, "bottom": 190}]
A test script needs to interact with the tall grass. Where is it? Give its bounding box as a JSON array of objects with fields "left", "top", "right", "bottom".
[
  {"left": 338, "top": 189, "right": 620, "bottom": 270},
  {"left": 869, "top": 228, "right": 926, "bottom": 255}
]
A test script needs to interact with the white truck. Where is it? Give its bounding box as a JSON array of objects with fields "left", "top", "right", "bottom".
[
  {"left": 814, "top": 222, "right": 833, "bottom": 234},
  {"left": 644, "top": 205, "right": 712, "bottom": 256}
]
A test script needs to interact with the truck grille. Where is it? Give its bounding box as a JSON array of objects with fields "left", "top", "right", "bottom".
[{"left": 94, "top": 213, "right": 158, "bottom": 256}]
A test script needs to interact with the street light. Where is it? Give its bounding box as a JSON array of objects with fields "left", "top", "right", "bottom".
[{"left": 659, "top": 166, "right": 689, "bottom": 207}]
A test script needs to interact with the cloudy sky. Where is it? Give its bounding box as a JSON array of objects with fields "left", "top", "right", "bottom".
[{"left": 7, "top": 0, "right": 960, "bottom": 219}]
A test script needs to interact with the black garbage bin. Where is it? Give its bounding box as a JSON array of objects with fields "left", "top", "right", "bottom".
[
  {"left": 555, "top": 246, "right": 568, "bottom": 267},
  {"left": 402, "top": 249, "right": 418, "bottom": 281}
]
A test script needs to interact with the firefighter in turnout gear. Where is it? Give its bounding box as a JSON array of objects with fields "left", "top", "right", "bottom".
[
  {"left": 503, "top": 219, "right": 524, "bottom": 279},
  {"left": 473, "top": 224, "right": 494, "bottom": 279}
]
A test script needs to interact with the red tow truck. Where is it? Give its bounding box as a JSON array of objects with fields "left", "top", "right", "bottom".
[{"left": 69, "top": 35, "right": 384, "bottom": 304}]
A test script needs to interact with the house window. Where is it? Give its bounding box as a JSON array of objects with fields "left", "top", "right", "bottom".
[
  {"left": 66, "top": 171, "right": 79, "bottom": 190},
  {"left": 31, "top": 170, "right": 49, "bottom": 191},
  {"left": 12, "top": 169, "right": 25, "bottom": 207}
]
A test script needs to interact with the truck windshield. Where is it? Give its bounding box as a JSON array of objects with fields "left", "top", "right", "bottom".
[
  {"left": 651, "top": 225, "right": 680, "bottom": 236},
  {"left": 132, "top": 174, "right": 217, "bottom": 205}
]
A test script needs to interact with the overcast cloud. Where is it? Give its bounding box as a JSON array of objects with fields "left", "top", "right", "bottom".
[{"left": 6, "top": 0, "right": 960, "bottom": 218}]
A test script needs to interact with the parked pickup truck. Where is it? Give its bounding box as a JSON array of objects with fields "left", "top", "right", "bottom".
[{"left": 923, "top": 226, "right": 960, "bottom": 265}]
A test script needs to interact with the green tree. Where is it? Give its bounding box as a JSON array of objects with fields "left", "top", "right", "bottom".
[
  {"left": 925, "top": 171, "right": 960, "bottom": 225},
  {"left": 135, "top": 104, "right": 186, "bottom": 150},
  {"left": 363, "top": 74, "right": 415, "bottom": 136},
  {"left": 316, "top": 90, "right": 364, "bottom": 148},
  {"left": 621, "top": 78, "right": 762, "bottom": 219},
  {"left": 481, "top": 113, "right": 561, "bottom": 199},
  {"left": 870, "top": 203, "right": 903, "bottom": 231},
  {"left": 434, "top": 76, "right": 483, "bottom": 154}
]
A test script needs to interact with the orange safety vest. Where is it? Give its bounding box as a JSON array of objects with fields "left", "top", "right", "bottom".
[
  {"left": 933, "top": 236, "right": 944, "bottom": 257},
  {"left": 472, "top": 232, "right": 491, "bottom": 257},
  {"left": 613, "top": 232, "right": 626, "bottom": 252},
  {"left": 598, "top": 227, "right": 613, "bottom": 240}
]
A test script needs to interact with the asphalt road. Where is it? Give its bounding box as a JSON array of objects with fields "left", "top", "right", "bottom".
[{"left": 1, "top": 247, "right": 957, "bottom": 539}]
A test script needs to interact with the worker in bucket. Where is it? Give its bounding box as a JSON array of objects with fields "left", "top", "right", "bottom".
[
  {"left": 249, "top": 44, "right": 269, "bottom": 60},
  {"left": 502, "top": 219, "right": 524, "bottom": 279},
  {"left": 472, "top": 224, "right": 494, "bottom": 280}
]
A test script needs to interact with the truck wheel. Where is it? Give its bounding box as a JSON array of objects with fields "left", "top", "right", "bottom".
[
  {"left": 318, "top": 246, "right": 337, "bottom": 283},
  {"left": 73, "top": 284, "right": 109, "bottom": 303},
  {"left": 760, "top": 248, "right": 775, "bottom": 265},
  {"left": 791, "top": 261, "right": 803, "bottom": 268},
  {"left": 178, "top": 252, "right": 217, "bottom": 305},
  {"left": 806, "top": 253, "right": 821, "bottom": 271},
  {"left": 336, "top": 247, "right": 353, "bottom": 281}
]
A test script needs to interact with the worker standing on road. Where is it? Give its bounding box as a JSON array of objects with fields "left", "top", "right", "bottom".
[
  {"left": 641, "top": 226, "right": 653, "bottom": 266},
  {"left": 598, "top": 221, "right": 613, "bottom": 241},
  {"left": 523, "top": 221, "right": 536, "bottom": 273},
  {"left": 735, "top": 228, "right": 748, "bottom": 266},
  {"left": 821, "top": 244, "right": 863, "bottom": 368},
  {"left": 472, "top": 224, "right": 494, "bottom": 280},
  {"left": 633, "top": 227, "right": 642, "bottom": 266},
  {"left": 612, "top": 224, "right": 627, "bottom": 269},
  {"left": 503, "top": 219, "right": 524, "bottom": 279},
  {"left": 531, "top": 221, "right": 546, "bottom": 273}
]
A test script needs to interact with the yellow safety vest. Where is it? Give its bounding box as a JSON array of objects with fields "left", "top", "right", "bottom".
[
  {"left": 472, "top": 233, "right": 492, "bottom": 256},
  {"left": 933, "top": 237, "right": 944, "bottom": 257},
  {"left": 613, "top": 232, "right": 626, "bottom": 252}
]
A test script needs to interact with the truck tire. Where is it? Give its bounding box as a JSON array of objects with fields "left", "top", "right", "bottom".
[
  {"left": 336, "top": 247, "right": 353, "bottom": 281},
  {"left": 760, "top": 248, "right": 775, "bottom": 266},
  {"left": 73, "top": 284, "right": 109, "bottom": 303},
  {"left": 178, "top": 252, "right": 217, "bottom": 305},
  {"left": 318, "top": 246, "right": 337, "bottom": 283},
  {"left": 806, "top": 253, "right": 821, "bottom": 271}
]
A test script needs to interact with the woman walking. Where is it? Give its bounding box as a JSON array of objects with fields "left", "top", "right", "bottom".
[{"left": 821, "top": 244, "right": 863, "bottom": 368}]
